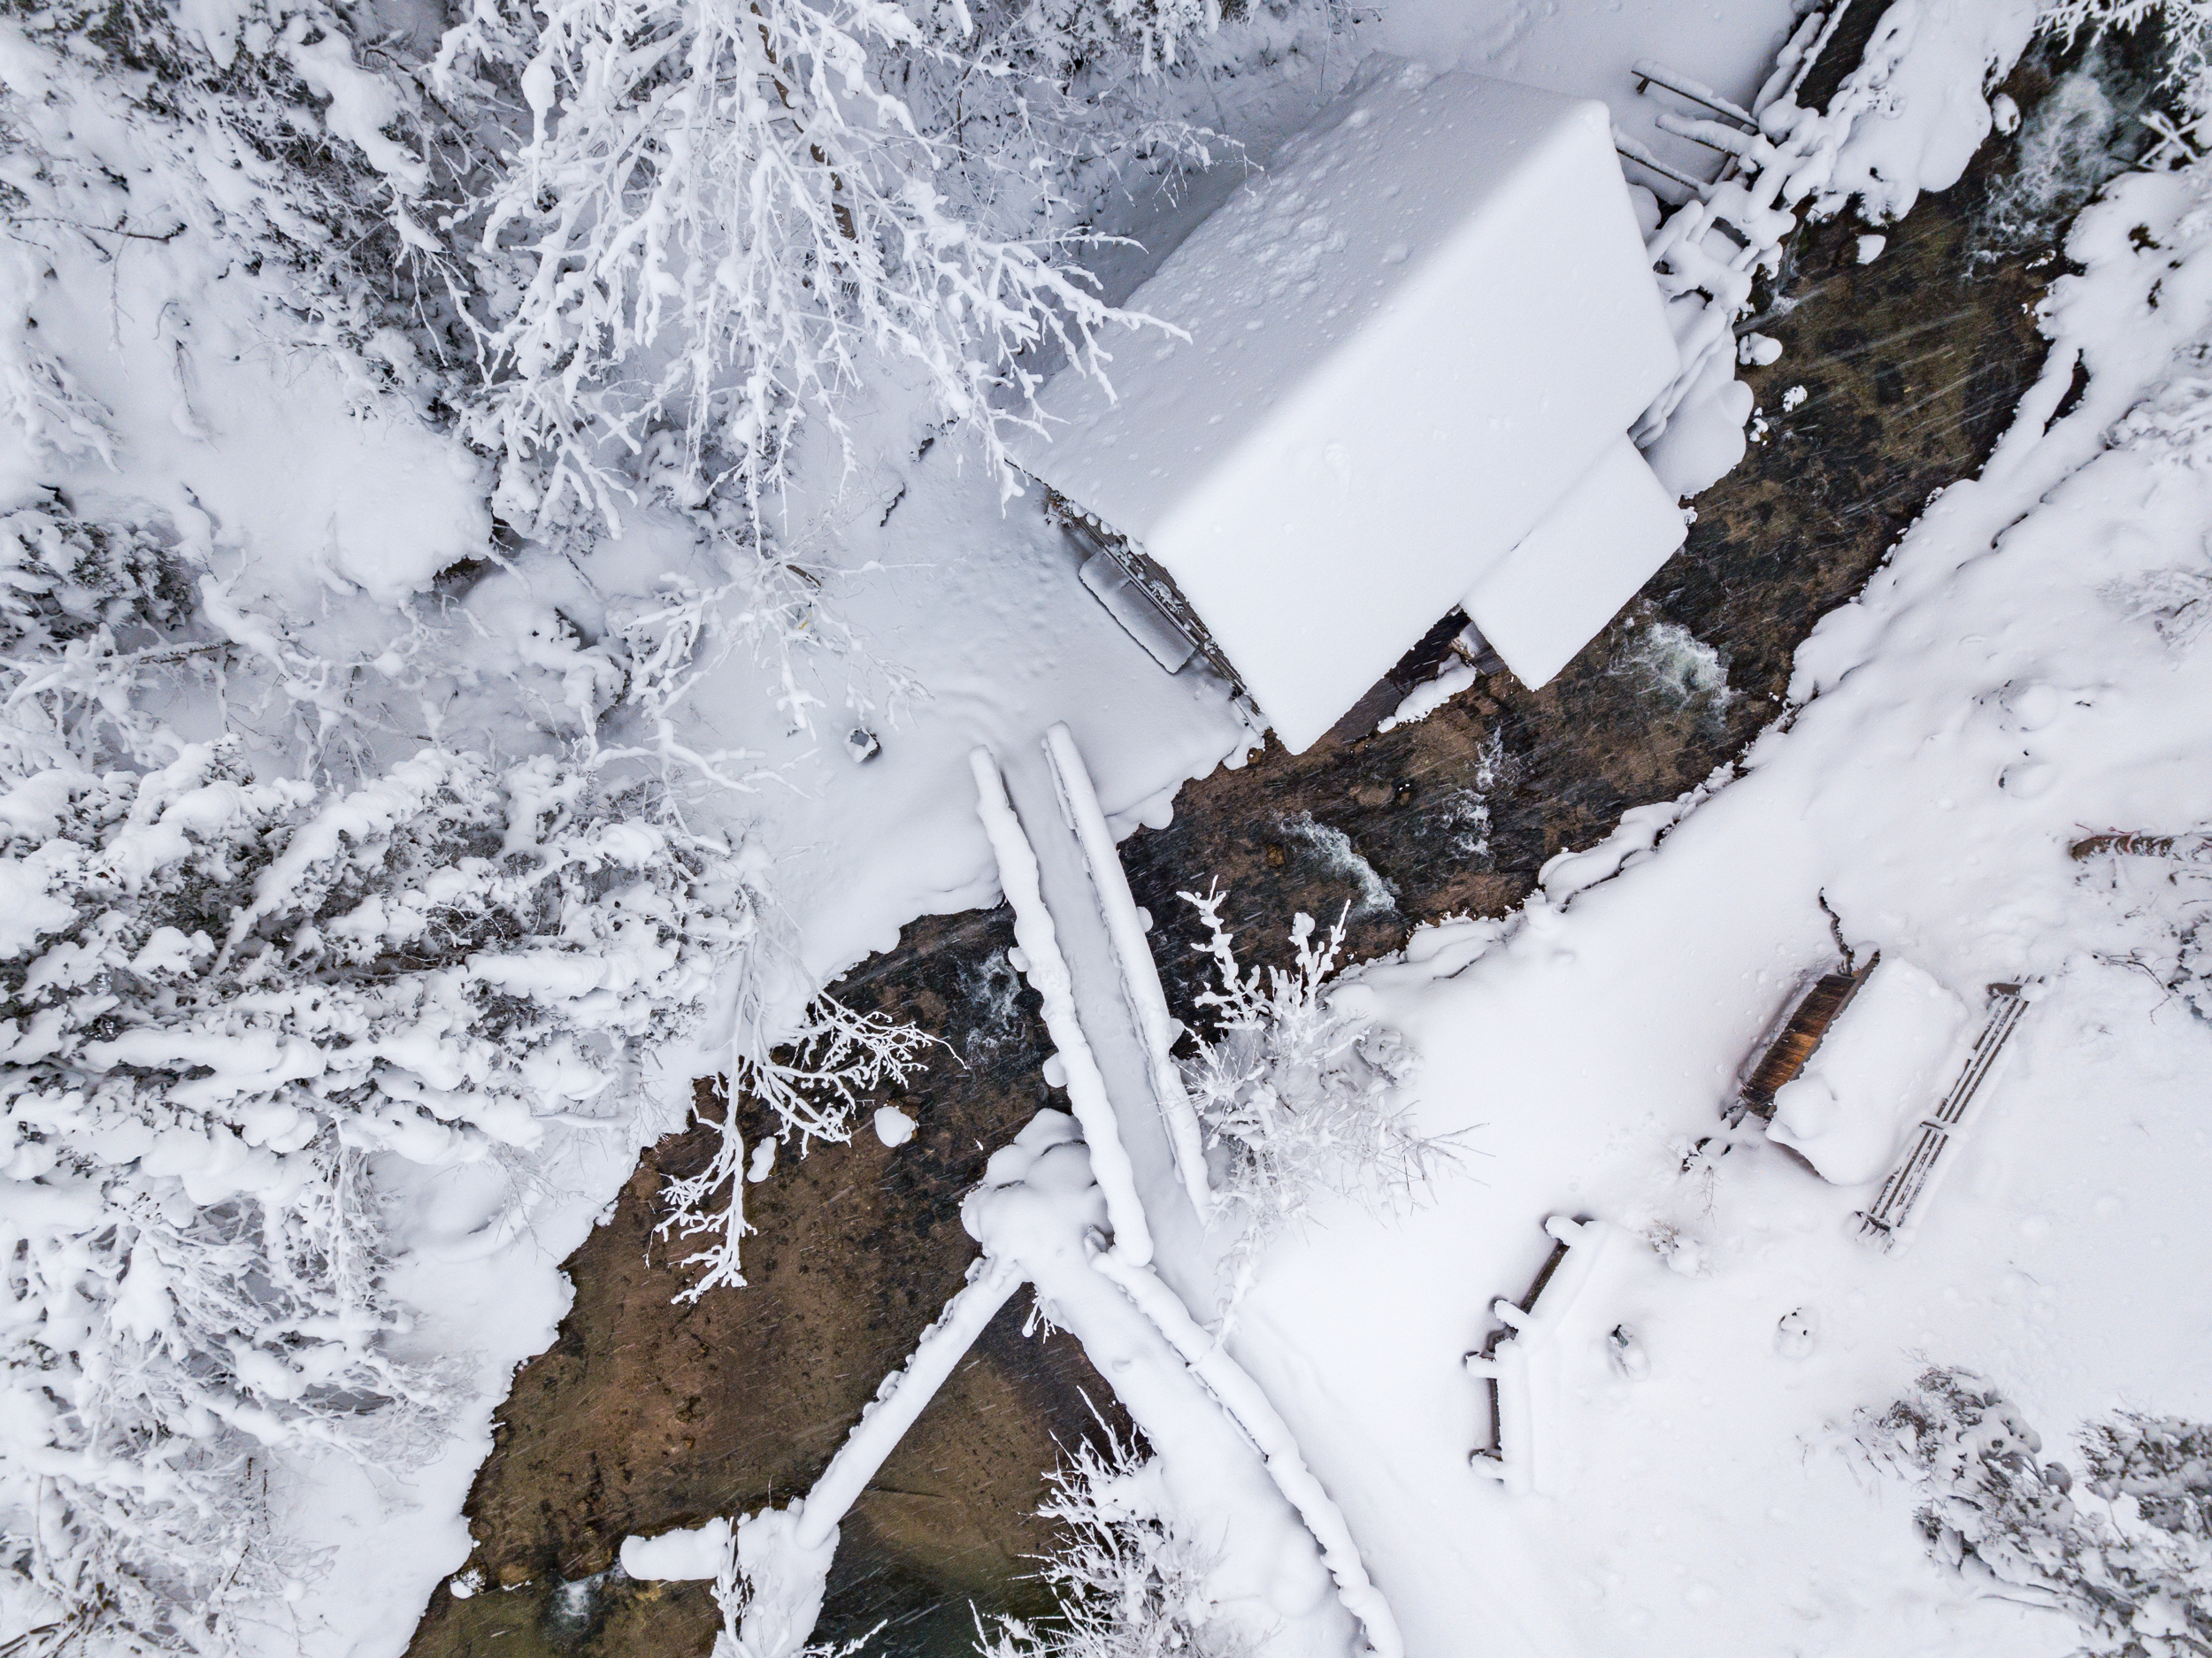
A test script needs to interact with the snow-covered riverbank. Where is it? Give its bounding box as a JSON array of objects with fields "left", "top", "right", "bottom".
[{"left": 1230, "top": 121, "right": 2212, "bottom": 1658}]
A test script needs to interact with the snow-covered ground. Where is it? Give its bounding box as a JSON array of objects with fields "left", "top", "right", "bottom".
[
  {"left": 1229, "top": 116, "right": 2212, "bottom": 1658},
  {"left": 284, "top": 4, "right": 1823, "bottom": 1648}
]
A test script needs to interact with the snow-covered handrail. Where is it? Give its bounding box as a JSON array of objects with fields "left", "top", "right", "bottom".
[
  {"left": 1092, "top": 1246, "right": 1404, "bottom": 1658},
  {"left": 967, "top": 1117, "right": 1362, "bottom": 1658},
  {"left": 794, "top": 1253, "right": 1025, "bottom": 1548},
  {"left": 1655, "top": 109, "right": 1763, "bottom": 160},
  {"left": 1613, "top": 125, "right": 1710, "bottom": 203},
  {"left": 1631, "top": 57, "right": 1756, "bottom": 127},
  {"left": 1041, "top": 721, "right": 1215, "bottom": 1224},
  {"left": 622, "top": 1254, "right": 1024, "bottom": 1655},
  {"left": 971, "top": 746, "right": 1155, "bottom": 1263},
  {"left": 668, "top": 1104, "right": 1392, "bottom": 1658}
]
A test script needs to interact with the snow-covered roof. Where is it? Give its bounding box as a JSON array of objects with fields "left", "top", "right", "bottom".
[{"left": 1014, "top": 61, "right": 1681, "bottom": 752}]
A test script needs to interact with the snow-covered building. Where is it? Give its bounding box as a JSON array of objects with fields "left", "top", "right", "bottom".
[{"left": 1013, "top": 61, "right": 1686, "bottom": 753}]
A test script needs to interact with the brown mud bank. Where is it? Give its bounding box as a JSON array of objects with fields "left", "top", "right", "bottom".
[{"left": 404, "top": 34, "right": 2162, "bottom": 1658}]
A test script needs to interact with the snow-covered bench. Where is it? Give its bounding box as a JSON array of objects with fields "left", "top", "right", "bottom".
[{"left": 1465, "top": 1214, "right": 1624, "bottom": 1497}]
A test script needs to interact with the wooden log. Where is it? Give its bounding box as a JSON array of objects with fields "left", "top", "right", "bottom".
[
  {"left": 2069, "top": 830, "right": 2212, "bottom": 863},
  {"left": 1734, "top": 954, "right": 1879, "bottom": 1121}
]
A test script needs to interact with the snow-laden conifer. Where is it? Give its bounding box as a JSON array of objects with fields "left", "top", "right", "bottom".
[
  {"left": 0, "top": 741, "right": 757, "bottom": 1646},
  {"left": 0, "top": 510, "right": 207, "bottom": 773},
  {"left": 0, "top": 0, "right": 465, "bottom": 390}
]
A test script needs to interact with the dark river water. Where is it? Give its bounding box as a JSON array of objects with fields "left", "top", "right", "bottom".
[{"left": 403, "top": 24, "right": 2170, "bottom": 1658}]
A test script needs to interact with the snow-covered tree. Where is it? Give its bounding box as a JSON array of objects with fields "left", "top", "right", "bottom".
[
  {"left": 429, "top": 0, "right": 1233, "bottom": 537},
  {"left": 2044, "top": 0, "right": 2212, "bottom": 124},
  {"left": 1177, "top": 884, "right": 1440, "bottom": 1295},
  {"left": 1853, "top": 1367, "right": 2212, "bottom": 1655},
  {"left": 659, "top": 963, "right": 933, "bottom": 1301},
  {"left": 975, "top": 1428, "right": 1243, "bottom": 1658},
  {"left": 0, "top": 0, "right": 466, "bottom": 402},
  {"left": 0, "top": 739, "right": 771, "bottom": 1647},
  {"left": 0, "top": 503, "right": 943, "bottom": 1649}
]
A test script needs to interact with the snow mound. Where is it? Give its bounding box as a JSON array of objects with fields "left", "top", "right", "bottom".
[
  {"left": 1767, "top": 957, "right": 1969, "bottom": 1185},
  {"left": 620, "top": 1517, "right": 731, "bottom": 1581}
]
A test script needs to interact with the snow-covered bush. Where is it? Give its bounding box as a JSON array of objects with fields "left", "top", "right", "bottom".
[
  {"left": 0, "top": 740, "right": 759, "bottom": 1648},
  {"left": 975, "top": 1428, "right": 1242, "bottom": 1658},
  {"left": 1177, "top": 885, "right": 1437, "bottom": 1289},
  {"left": 2073, "top": 828, "right": 2212, "bottom": 1023},
  {"left": 2082, "top": 1415, "right": 2212, "bottom": 1532},
  {"left": 1852, "top": 1367, "right": 2212, "bottom": 1654}
]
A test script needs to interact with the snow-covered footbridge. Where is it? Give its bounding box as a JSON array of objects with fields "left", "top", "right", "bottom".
[{"left": 624, "top": 724, "right": 1401, "bottom": 1658}]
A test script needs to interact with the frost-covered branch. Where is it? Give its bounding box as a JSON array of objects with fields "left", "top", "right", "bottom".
[
  {"left": 433, "top": 0, "right": 1180, "bottom": 535},
  {"left": 1177, "top": 884, "right": 1440, "bottom": 1293},
  {"left": 657, "top": 984, "right": 936, "bottom": 1301},
  {"left": 977, "top": 1428, "right": 1246, "bottom": 1658}
]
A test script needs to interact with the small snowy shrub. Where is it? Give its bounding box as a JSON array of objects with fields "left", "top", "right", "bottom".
[
  {"left": 2076, "top": 834, "right": 2212, "bottom": 1023},
  {"left": 0, "top": 741, "right": 754, "bottom": 1648},
  {"left": 1177, "top": 885, "right": 1437, "bottom": 1289},
  {"left": 2105, "top": 558, "right": 2212, "bottom": 650},
  {"left": 975, "top": 1429, "right": 1242, "bottom": 1658},
  {"left": 2101, "top": 160, "right": 2212, "bottom": 531},
  {"left": 1853, "top": 1368, "right": 2212, "bottom": 1654}
]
